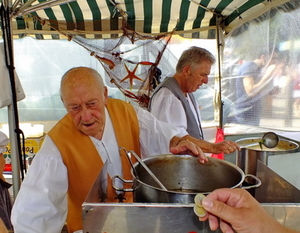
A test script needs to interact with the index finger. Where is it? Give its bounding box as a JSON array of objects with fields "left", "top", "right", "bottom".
[{"left": 205, "top": 188, "right": 246, "bottom": 206}]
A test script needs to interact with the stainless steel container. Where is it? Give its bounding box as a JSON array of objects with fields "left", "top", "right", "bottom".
[
  {"left": 83, "top": 160, "right": 300, "bottom": 233},
  {"left": 235, "top": 137, "right": 299, "bottom": 176},
  {"left": 113, "top": 155, "right": 260, "bottom": 203}
]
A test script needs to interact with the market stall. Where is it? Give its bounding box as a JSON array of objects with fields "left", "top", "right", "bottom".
[
  {"left": 1, "top": 1, "right": 300, "bottom": 232},
  {"left": 2, "top": 0, "right": 300, "bottom": 196}
]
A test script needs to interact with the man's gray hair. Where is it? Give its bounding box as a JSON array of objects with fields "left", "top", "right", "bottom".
[{"left": 176, "top": 46, "right": 215, "bottom": 72}]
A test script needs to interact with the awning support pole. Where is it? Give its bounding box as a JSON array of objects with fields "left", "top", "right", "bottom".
[
  {"left": 215, "top": 15, "right": 224, "bottom": 129},
  {"left": 1, "top": 1, "right": 24, "bottom": 198}
]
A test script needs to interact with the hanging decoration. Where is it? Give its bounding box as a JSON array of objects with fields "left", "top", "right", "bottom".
[{"left": 32, "top": 11, "right": 174, "bottom": 108}]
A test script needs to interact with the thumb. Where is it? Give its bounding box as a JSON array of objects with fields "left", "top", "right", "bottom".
[{"left": 202, "top": 197, "right": 237, "bottom": 224}]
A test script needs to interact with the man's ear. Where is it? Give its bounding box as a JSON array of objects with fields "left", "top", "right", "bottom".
[
  {"left": 103, "top": 86, "right": 108, "bottom": 104},
  {"left": 182, "top": 65, "right": 191, "bottom": 76}
]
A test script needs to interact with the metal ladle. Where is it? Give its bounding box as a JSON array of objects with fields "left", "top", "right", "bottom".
[
  {"left": 241, "top": 132, "right": 279, "bottom": 149},
  {"left": 120, "top": 147, "right": 168, "bottom": 191}
]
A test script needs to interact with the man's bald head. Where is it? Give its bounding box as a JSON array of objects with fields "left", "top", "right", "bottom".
[{"left": 60, "top": 67, "right": 105, "bottom": 99}]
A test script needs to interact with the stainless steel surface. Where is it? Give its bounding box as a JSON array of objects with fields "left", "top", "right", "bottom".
[
  {"left": 131, "top": 155, "right": 259, "bottom": 203},
  {"left": 239, "top": 132, "right": 279, "bottom": 149},
  {"left": 262, "top": 132, "right": 279, "bottom": 148},
  {"left": 119, "top": 147, "right": 139, "bottom": 180},
  {"left": 114, "top": 155, "right": 260, "bottom": 203},
  {"left": 82, "top": 203, "right": 222, "bottom": 233},
  {"left": 82, "top": 157, "right": 300, "bottom": 232},
  {"left": 225, "top": 133, "right": 300, "bottom": 166},
  {"left": 82, "top": 203, "right": 300, "bottom": 233},
  {"left": 236, "top": 137, "right": 299, "bottom": 176},
  {"left": 263, "top": 204, "right": 300, "bottom": 231},
  {"left": 241, "top": 174, "right": 261, "bottom": 189},
  {"left": 236, "top": 137, "right": 299, "bottom": 152},
  {"left": 128, "top": 150, "right": 168, "bottom": 191},
  {"left": 253, "top": 160, "right": 300, "bottom": 203}
]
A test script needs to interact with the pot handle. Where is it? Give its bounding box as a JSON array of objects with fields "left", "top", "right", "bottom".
[
  {"left": 241, "top": 174, "right": 262, "bottom": 189},
  {"left": 112, "top": 175, "right": 135, "bottom": 192}
]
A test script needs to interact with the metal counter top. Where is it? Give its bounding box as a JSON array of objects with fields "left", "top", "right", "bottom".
[
  {"left": 249, "top": 160, "right": 300, "bottom": 203},
  {"left": 82, "top": 161, "right": 300, "bottom": 232},
  {"left": 82, "top": 203, "right": 300, "bottom": 233}
]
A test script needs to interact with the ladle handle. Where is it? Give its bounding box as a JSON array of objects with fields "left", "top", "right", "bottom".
[
  {"left": 240, "top": 142, "right": 259, "bottom": 148},
  {"left": 128, "top": 150, "right": 168, "bottom": 191},
  {"left": 119, "top": 147, "right": 139, "bottom": 179}
]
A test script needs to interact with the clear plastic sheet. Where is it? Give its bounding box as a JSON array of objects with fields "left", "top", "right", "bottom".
[{"left": 1, "top": 1, "right": 300, "bottom": 132}]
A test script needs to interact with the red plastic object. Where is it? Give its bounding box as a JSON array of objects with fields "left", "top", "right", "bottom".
[
  {"left": 211, "top": 127, "right": 224, "bottom": 160},
  {"left": 4, "top": 164, "right": 12, "bottom": 172}
]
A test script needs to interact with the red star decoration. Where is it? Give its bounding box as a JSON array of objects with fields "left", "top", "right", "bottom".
[{"left": 120, "top": 63, "right": 144, "bottom": 89}]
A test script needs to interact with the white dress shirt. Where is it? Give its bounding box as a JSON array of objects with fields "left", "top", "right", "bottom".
[
  {"left": 11, "top": 106, "right": 183, "bottom": 233},
  {"left": 150, "top": 87, "right": 202, "bottom": 135}
]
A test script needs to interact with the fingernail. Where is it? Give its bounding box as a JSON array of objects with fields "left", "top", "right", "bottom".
[{"left": 202, "top": 197, "right": 213, "bottom": 210}]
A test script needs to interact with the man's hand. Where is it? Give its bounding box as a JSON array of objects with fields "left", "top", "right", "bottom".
[
  {"left": 211, "top": 140, "right": 240, "bottom": 154},
  {"left": 170, "top": 137, "right": 208, "bottom": 164},
  {"left": 181, "top": 136, "right": 240, "bottom": 154}
]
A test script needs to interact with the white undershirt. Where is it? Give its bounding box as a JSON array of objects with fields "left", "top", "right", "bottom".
[{"left": 150, "top": 87, "right": 202, "bottom": 134}]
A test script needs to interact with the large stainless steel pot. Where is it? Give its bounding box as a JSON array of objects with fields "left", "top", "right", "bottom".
[
  {"left": 113, "top": 154, "right": 261, "bottom": 204},
  {"left": 236, "top": 137, "right": 299, "bottom": 176}
]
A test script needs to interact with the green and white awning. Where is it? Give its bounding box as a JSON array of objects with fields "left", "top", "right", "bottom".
[{"left": 2, "top": 0, "right": 293, "bottom": 39}]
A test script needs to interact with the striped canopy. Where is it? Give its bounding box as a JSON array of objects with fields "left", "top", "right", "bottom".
[{"left": 2, "top": 0, "right": 292, "bottom": 39}]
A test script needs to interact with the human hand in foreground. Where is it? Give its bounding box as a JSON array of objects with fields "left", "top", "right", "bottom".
[
  {"left": 169, "top": 137, "right": 208, "bottom": 164},
  {"left": 199, "top": 188, "right": 298, "bottom": 233}
]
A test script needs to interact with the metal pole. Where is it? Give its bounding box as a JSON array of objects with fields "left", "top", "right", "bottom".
[
  {"left": 8, "top": 106, "right": 21, "bottom": 197},
  {"left": 1, "top": 1, "right": 23, "bottom": 198},
  {"left": 215, "top": 15, "right": 224, "bottom": 128}
]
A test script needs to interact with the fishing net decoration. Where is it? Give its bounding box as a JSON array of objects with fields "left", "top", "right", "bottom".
[{"left": 37, "top": 14, "right": 174, "bottom": 108}]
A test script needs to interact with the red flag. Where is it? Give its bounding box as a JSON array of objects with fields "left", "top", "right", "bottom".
[{"left": 211, "top": 127, "right": 224, "bottom": 159}]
